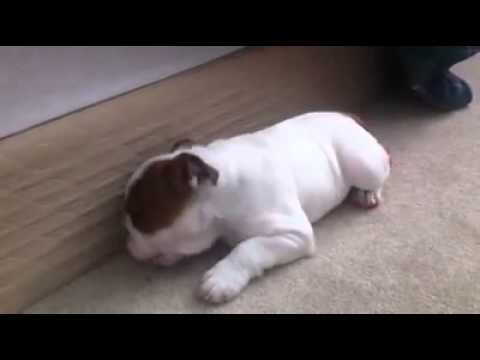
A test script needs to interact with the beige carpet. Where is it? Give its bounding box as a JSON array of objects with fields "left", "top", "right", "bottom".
[{"left": 25, "top": 59, "right": 480, "bottom": 314}]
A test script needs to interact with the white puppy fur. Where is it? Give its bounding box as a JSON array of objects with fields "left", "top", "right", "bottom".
[{"left": 125, "top": 112, "right": 391, "bottom": 303}]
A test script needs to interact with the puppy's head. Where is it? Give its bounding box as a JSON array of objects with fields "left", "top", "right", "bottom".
[{"left": 124, "top": 148, "right": 219, "bottom": 266}]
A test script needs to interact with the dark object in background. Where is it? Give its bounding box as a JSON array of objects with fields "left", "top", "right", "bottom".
[{"left": 396, "top": 46, "right": 480, "bottom": 111}]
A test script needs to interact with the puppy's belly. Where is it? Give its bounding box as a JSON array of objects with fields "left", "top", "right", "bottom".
[
  {"left": 219, "top": 169, "right": 350, "bottom": 248},
  {"left": 299, "top": 178, "right": 350, "bottom": 223},
  {"left": 288, "top": 149, "right": 350, "bottom": 223}
]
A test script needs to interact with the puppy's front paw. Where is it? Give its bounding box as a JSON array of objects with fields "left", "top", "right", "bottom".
[{"left": 198, "top": 260, "right": 250, "bottom": 304}]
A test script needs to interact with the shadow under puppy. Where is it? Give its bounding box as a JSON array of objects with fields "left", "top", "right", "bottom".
[{"left": 124, "top": 112, "right": 391, "bottom": 303}]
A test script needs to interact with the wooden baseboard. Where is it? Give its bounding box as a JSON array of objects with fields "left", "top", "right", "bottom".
[{"left": 0, "top": 46, "right": 390, "bottom": 313}]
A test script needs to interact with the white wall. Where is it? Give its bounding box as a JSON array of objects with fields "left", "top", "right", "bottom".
[{"left": 0, "top": 46, "right": 243, "bottom": 139}]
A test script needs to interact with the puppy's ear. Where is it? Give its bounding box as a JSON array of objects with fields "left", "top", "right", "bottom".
[
  {"left": 171, "top": 138, "right": 196, "bottom": 152},
  {"left": 174, "top": 153, "right": 219, "bottom": 188}
]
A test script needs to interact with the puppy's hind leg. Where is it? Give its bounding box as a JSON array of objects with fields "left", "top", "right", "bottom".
[{"left": 341, "top": 137, "right": 391, "bottom": 210}]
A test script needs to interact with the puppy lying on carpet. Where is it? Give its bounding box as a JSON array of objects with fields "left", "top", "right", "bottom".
[{"left": 124, "top": 112, "right": 391, "bottom": 303}]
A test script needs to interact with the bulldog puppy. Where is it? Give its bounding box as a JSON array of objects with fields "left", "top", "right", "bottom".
[{"left": 124, "top": 112, "right": 391, "bottom": 303}]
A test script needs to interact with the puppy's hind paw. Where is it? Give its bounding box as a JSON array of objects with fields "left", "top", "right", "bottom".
[{"left": 350, "top": 188, "right": 382, "bottom": 209}]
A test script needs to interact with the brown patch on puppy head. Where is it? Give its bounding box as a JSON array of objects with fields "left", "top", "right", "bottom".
[
  {"left": 125, "top": 153, "right": 219, "bottom": 234},
  {"left": 171, "top": 138, "right": 196, "bottom": 152}
]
